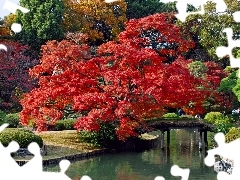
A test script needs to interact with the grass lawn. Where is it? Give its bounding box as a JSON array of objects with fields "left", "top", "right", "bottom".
[
  {"left": 14, "top": 130, "right": 102, "bottom": 161},
  {"left": 35, "top": 130, "right": 96, "bottom": 151}
]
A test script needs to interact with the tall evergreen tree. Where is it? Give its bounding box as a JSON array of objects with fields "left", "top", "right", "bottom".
[
  {"left": 125, "top": 0, "right": 196, "bottom": 20},
  {"left": 16, "top": 0, "right": 64, "bottom": 54}
]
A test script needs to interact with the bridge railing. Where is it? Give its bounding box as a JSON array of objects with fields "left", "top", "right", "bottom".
[{"left": 139, "top": 117, "right": 214, "bottom": 133}]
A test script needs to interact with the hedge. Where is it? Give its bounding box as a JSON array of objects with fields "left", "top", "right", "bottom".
[
  {"left": 49, "top": 119, "right": 76, "bottom": 131},
  {"left": 0, "top": 128, "right": 43, "bottom": 148}
]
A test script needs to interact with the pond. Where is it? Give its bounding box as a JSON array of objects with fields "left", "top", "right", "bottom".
[{"left": 44, "top": 129, "right": 218, "bottom": 180}]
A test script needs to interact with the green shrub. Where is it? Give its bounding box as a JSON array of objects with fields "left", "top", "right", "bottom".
[
  {"left": 213, "top": 118, "right": 233, "bottom": 134},
  {"left": 225, "top": 127, "right": 240, "bottom": 143},
  {"left": 53, "top": 121, "right": 64, "bottom": 131},
  {"left": 162, "top": 113, "right": 179, "bottom": 119},
  {"left": 0, "top": 128, "right": 43, "bottom": 148},
  {"left": 78, "top": 122, "right": 116, "bottom": 147},
  {"left": 0, "top": 110, "right": 6, "bottom": 125},
  {"left": 53, "top": 119, "right": 76, "bottom": 131},
  {"left": 226, "top": 114, "right": 239, "bottom": 122},
  {"left": 188, "top": 61, "right": 208, "bottom": 78},
  {"left": 4, "top": 113, "right": 19, "bottom": 128},
  {"left": 204, "top": 112, "right": 225, "bottom": 124}
]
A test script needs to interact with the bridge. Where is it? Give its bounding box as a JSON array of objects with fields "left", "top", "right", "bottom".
[{"left": 143, "top": 118, "right": 214, "bottom": 151}]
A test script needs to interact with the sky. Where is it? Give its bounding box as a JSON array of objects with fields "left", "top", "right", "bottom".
[{"left": 0, "top": 0, "right": 202, "bottom": 19}]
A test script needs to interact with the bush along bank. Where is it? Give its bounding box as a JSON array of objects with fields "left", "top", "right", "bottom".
[{"left": 203, "top": 112, "right": 234, "bottom": 134}]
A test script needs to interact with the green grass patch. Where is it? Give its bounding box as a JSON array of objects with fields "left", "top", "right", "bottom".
[
  {"left": 13, "top": 130, "right": 103, "bottom": 161},
  {"left": 36, "top": 130, "right": 99, "bottom": 151}
]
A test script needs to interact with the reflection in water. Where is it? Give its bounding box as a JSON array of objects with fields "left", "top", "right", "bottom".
[{"left": 44, "top": 129, "right": 218, "bottom": 180}]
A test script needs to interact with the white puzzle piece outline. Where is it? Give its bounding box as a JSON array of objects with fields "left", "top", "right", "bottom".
[{"left": 1, "top": 0, "right": 240, "bottom": 179}]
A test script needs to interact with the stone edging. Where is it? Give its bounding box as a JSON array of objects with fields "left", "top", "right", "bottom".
[
  {"left": 15, "top": 133, "right": 160, "bottom": 167},
  {"left": 16, "top": 148, "right": 110, "bottom": 166}
]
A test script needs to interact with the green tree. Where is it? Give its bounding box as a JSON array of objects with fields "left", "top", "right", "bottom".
[
  {"left": 177, "top": 0, "right": 240, "bottom": 68},
  {"left": 126, "top": 0, "right": 165, "bottom": 19},
  {"left": 125, "top": 0, "right": 196, "bottom": 20},
  {"left": 162, "top": 1, "right": 196, "bottom": 13},
  {"left": 15, "top": 0, "right": 64, "bottom": 54},
  {"left": 218, "top": 50, "right": 240, "bottom": 109},
  {"left": 219, "top": 70, "right": 238, "bottom": 93},
  {"left": 188, "top": 61, "right": 208, "bottom": 78},
  {"left": 219, "top": 69, "right": 240, "bottom": 109},
  {"left": 232, "top": 71, "right": 240, "bottom": 101}
]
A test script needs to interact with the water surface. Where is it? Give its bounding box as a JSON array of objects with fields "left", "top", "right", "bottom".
[{"left": 44, "top": 129, "right": 217, "bottom": 180}]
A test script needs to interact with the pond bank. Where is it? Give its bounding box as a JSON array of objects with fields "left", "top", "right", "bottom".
[
  {"left": 15, "top": 131, "right": 160, "bottom": 166},
  {"left": 16, "top": 148, "right": 110, "bottom": 166}
]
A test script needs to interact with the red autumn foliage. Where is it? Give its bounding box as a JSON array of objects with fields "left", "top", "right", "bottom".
[
  {"left": 20, "top": 14, "right": 209, "bottom": 141},
  {"left": 0, "top": 40, "right": 39, "bottom": 112},
  {"left": 118, "top": 13, "right": 195, "bottom": 63},
  {"left": 183, "top": 61, "right": 229, "bottom": 115},
  {"left": 204, "top": 61, "right": 230, "bottom": 112},
  {"left": 204, "top": 61, "right": 227, "bottom": 89}
]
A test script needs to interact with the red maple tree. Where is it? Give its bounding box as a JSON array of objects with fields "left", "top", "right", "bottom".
[
  {"left": 0, "top": 40, "right": 39, "bottom": 112},
  {"left": 183, "top": 61, "right": 229, "bottom": 114},
  {"left": 20, "top": 14, "right": 209, "bottom": 140},
  {"left": 204, "top": 61, "right": 230, "bottom": 112}
]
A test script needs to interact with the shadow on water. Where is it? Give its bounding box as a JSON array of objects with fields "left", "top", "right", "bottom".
[{"left": 44, "top": 129, "right": 218, "bottom": 180}]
